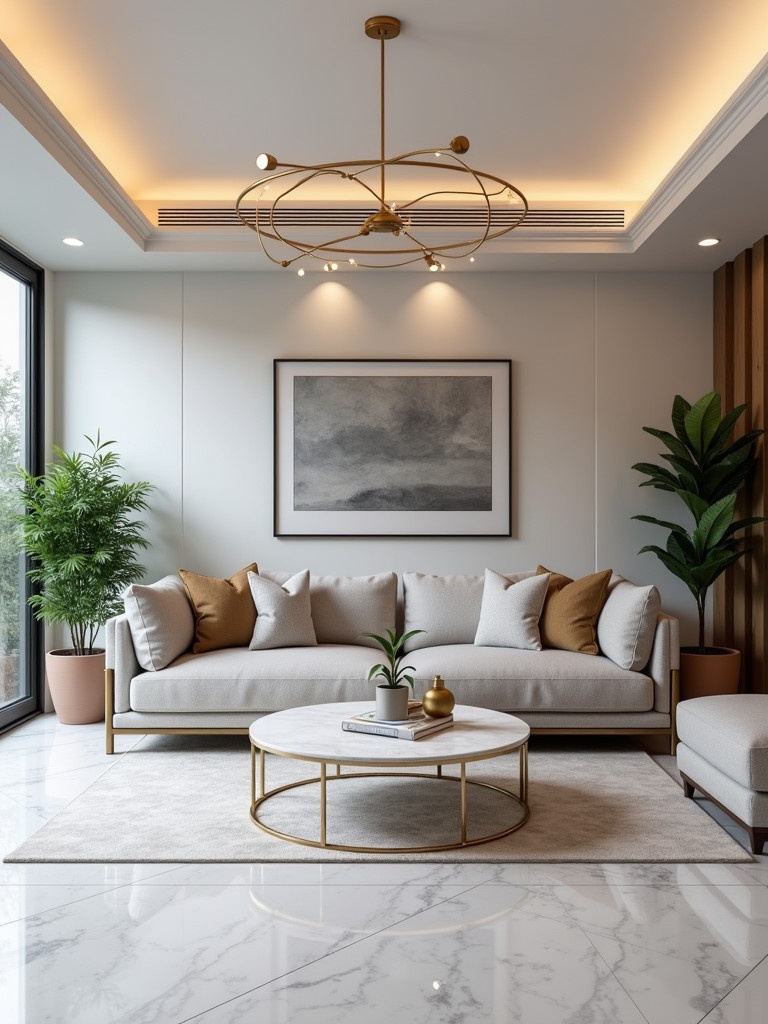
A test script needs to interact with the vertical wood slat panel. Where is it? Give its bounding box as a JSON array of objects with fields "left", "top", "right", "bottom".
[
  {"left": 713, "top": 236, "right": 768, "bottom": 693},
  {"left": 752, "top": 238, "right": 768, "bottom": 694},
  {"left": 732, "top": 250, "right": 751, "bottom": 684},
  {"left": 713, "top": 264, "right": 734, "bottom": 650}
]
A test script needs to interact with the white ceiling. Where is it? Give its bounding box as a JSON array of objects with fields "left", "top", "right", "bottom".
[{"left": 0, "top": 0, "right": 767, "bottom": 273}]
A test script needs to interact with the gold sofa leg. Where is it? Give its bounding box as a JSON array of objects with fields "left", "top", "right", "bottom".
[
  {"left": 105, "top": 668, "right": 115, "bottom": 755},
  {"left": 669, "top": 668, "right": 680, "bottom": 755}
]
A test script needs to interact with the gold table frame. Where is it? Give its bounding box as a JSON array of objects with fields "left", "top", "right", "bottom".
[{"left": 249, "top": 726, "right": 529, "bottom": 855}]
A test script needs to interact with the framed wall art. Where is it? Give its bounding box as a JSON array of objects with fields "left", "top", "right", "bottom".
[{"left": 273, "top": 359, "right": 511, "bottom": 537}]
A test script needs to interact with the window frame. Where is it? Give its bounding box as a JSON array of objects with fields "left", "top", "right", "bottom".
[{"left": 0, "top": 239, "right": 44, "bottom": 733}]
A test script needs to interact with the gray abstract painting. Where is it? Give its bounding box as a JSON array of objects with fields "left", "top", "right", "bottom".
[{"left": 293, "top": 375, "right": 492, "bottom": 511}]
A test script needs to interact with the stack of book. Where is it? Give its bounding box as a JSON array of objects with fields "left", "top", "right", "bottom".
[{"left": 342, "top": 704, "right": 454, "bottom": 741}]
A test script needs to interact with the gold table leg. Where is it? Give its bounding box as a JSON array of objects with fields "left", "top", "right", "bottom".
[
  {"left": 460, "top": 761, "right": 467, "bottom": 844},
  {"left": 250, "top": 743, "right": 255, "bottom": 812},
  {"left": 320, "top": 762, "right": 327, "bottom": 847},
  {"left": 519, "top": 742, "right": 528, "bottom": 803}
]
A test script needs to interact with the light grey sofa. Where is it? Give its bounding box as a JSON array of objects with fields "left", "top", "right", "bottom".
[{"left": 105, "top": 568, "right": 680, "bottom": 754}]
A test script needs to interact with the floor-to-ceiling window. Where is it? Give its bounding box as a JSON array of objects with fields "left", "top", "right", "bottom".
[{"left": 0, "top": 241, "right": 43, "bottom": 731}]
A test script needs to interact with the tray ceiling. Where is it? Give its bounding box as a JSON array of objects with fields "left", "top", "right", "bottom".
[{"left": 0, "top": 1, "right": 766, "bottom": 271}]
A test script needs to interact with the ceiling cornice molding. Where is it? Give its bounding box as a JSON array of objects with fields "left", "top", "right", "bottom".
[
  {"left": 0, "top": 39, "right": 153, "bottom": 248},
  {"left": 630, "top": 53, "right": 768, "bottom": 248}
]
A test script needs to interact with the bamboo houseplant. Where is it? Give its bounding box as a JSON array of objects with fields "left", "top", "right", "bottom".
[
  {"left": 632, "top": 391, "right": 764, "bottom": 699},
  {"left": 17, "top": 434, "right": 153, "bottom": 723}
]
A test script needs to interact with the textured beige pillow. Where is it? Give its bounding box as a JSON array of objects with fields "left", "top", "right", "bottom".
[
  {"left": 474, "top": 569, "right": 550, "bottom": 650},
  {"left": 597, "top": 576, "right": 661, "bottom": 670},
  {"left": 248, "top": 570, "right": 317, "bottom": 650},
  {"left": 179, "top": 563, "right": 258, "bottom": 653},
  {"left": 124, "top": 574, "right": 194, "bottom": 671},
  {"left": 536, "top": 566, "right": 612, "bottom": 655}
]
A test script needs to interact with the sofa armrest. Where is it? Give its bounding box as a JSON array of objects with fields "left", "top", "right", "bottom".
[
  {"left": 105, "top": 613, "right": 140, "bottom": 715},
  {"left": 646, "top": 612, "right": 680, "bottom": 715}
]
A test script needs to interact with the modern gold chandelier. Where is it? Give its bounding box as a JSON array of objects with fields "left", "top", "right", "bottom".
[{"left": 235, "top": 15, "right": 528, "bottom": 272}]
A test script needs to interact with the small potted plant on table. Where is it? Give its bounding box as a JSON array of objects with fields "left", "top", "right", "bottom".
[
  {"left": 17, "top": 433, "right": 153, "bottom": 723},
  {"left": 363, "top": 627, "right": 424, "bottom": 722}
]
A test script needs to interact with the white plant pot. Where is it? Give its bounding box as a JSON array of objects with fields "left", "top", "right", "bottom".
[{"left": 375, "top": 684, "right": 409, "bottom": 722}]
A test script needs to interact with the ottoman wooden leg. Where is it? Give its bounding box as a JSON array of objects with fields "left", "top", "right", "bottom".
[{"left": 746, "top": 827, "right": 767, "bottom": 855}]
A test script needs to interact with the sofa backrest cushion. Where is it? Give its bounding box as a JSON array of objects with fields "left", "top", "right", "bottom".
[
  {"left": 179, "top": 563, "right": 259, "bottom": 653},
  {"left": 124, "top": 574, "right": 195, "bottom": 671},
  {"left": 403, "top": 570, "right": 535, "bottom": 650},
  {"left": 474, "top": 569, "right": 550, "bottom": 650},
  {"left": 597, "top": 575, "right": 661, "bottom": 670},
  {"left": 259, "top": 571, "right": 397, "bottom": 648},
  {"left": 248, "top": 570, "right": 317, "bottom": 650}
]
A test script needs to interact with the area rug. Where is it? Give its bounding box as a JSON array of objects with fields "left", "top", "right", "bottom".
[{"left": 5, "top": 737, "right": 752, "bottom": 863}]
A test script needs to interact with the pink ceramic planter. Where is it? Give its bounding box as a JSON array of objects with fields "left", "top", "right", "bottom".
[{"left": 45, "top": 649, "right": 106, "bottom": 724}]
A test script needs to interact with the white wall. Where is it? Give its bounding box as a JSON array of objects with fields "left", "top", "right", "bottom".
[{"left": 53, "top": 270, "right": 712, "bottom": 643}]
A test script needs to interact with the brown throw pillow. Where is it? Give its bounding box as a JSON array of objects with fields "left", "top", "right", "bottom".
[
  {"left": 536, "top": 566, "right": 612, "bottom": 655},
  {"left": 179, "top": 563, "right": 259, "bottom": 653}
]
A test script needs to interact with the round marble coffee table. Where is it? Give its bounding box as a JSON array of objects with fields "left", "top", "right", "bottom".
[{"left": 248, "top": 702, "right": 530, "bottom": 853}]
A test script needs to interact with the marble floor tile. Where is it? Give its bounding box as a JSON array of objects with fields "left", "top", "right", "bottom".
[
  {"left": 186, "top": 887, "right": 650, "bottom": 1024},
  {"left": 0, "top": 880, "right": 488, "bottom": 1024},
  {"left": 587, "top": 929, "right": 754, "bottom": 1024},
  {"left": 550, "top": 882, "right": 768, "bottom": 969},
  {"left": 701, "top": 956, "right": 768, "bottom": 1022}
]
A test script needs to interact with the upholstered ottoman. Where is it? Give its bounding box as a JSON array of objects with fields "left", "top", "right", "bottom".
[{"left": 677, "top": 695, "right": 768, "bottom": 855}]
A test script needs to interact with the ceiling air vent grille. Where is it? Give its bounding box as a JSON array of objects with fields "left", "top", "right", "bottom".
[{"left": 156, "top": 207, "right": 625, "bottom": 230}]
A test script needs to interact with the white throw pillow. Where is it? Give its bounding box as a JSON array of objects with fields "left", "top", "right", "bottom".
[
  {"left": 597, "top": 576, "right": 661, "bottom": 671},
  {"left": 124, "top": 574, "right": 195, "bottom": 671},
  {"left": 474, "top": 569, "right": 550, "bottom": 650},
  {"left": 259, "top": 571, "right": 396, "bottom": 648},
  {"left": 248, "top": 570, "right": 317, "bottom": 650}
]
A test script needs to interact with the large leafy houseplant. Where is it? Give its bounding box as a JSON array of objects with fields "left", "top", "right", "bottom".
[
  {"left": 632, "top": 392, "right": 764, "bottom": 654},
  {"left": 17, "top": 433, "right": 153, "bottom": 656}
]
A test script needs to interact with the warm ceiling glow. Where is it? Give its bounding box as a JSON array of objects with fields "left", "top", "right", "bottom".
[{"left": 698, "top": 237, "right": 720, "bottom": 247}]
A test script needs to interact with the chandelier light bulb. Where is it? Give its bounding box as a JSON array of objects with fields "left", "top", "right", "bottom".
[
  {"left": 297, "top": 267, "right": 305, "bottom": 276},
  {"left": 256, "top": 153, "right": 278, "bottom": 171}
]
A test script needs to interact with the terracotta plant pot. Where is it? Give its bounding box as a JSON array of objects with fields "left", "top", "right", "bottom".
[
  {"left": 45, "top": 649, "right": 106, "bottom": 724},
  {"left": 375, "top": 683, "right": 410, "bottom": 722},
  {"left": 679, "top": 646, "right": 741, "bottom": 702}
]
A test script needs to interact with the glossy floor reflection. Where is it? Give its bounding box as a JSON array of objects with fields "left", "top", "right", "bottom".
[{"left": 1, "top": 715, "right": 767, "bottom": 1023}]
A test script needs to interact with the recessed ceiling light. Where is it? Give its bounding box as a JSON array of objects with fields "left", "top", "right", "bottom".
[
  {"left": 62, "top": 237, "right": 84, "bottom": 247},
  {"left": 698, "top": 237, "right": 720, "bottom": 247}
]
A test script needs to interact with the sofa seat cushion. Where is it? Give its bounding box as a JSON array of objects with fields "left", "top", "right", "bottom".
[
  {"left": 677, "top": 695, "right": 768, "bottom": 791},
  {"left": 129, "top": 644, "right": 378, "bottom": 714},
  {"left": 407, "top": 645, "right": 654, "bottom": 713}
]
